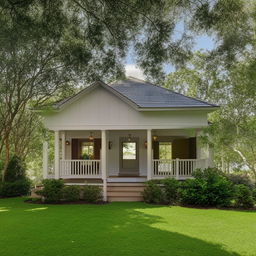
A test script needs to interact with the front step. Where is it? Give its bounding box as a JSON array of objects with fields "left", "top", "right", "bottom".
[{"left": 107, "top": 183, "right": 145, "bottom": 202}]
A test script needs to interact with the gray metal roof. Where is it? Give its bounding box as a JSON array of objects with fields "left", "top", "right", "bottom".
[
  {"left": 109, "top": 77, "right": 218, "bottom": 108},
  {"left": 44, "top": 77, "right": 218, "bottom": 111}
]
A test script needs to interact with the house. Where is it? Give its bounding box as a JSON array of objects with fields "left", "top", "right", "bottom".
[{"left": 38, "top": 77, "right": 218, "bottom": 201}]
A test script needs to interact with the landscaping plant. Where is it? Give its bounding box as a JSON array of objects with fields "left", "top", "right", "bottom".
[
  {"left": 62, "top": 185, "right": 80, "bottom": 202},
  {"left": 161, "top": 178, "right": 179, "bottom": 205},
  {"left": 37, "top": 179, "right": 64, "bottom": 203},
  {"left": 234, "top": 184, "right": 255, "bottom": 209},
  {"left": 0, "top": 155, "right": 31, "bottom": 197},
  {"left": 83, "top": 185, "right": 102, "bottom": 203},
  {"left": 178, "top": 168, "right": 234, "bottom": 207},
  {"left": 142, "top": 180, "right": 164, "bottom": 204}
]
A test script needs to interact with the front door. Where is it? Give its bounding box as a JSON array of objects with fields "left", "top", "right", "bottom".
[{"left": 119, "top": 137, "right": 139, "bottom": 176}]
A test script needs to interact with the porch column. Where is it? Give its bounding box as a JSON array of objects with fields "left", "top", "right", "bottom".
[
  {"left": 54, "top": 130, "right": 60, "bottom": 179},
  {"left": 147, "top": 129, "right": 152, "bottom": 180},
  {"left": 101, "top": 130, "right": 107, "bottom": 201},
  {"left": 43, "top": 141, "right": 48, "bottom": 179},
  {"left": 61, "top": 131, "right": 65, "bottom": 160}
]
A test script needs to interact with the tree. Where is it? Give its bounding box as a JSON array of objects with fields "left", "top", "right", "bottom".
[
  {"left": 0, "top": 0, "right": 255, "bottom": 181},
  {"left": 165, "top": 51, "right": 256, "bottom": 181}
]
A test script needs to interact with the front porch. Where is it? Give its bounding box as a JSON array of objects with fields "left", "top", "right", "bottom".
[
  {"left": 51, "top": 158, "right": 209, "bottom": 180},
  {"left": 43, "top": 129, "right": 212, "bottom": 200}
]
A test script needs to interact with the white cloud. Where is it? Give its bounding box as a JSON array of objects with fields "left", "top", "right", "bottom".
[{"left": 125, "top": 64, "right": 145, "bottom": 80}]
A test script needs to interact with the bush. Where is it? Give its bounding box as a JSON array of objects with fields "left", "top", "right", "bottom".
[
  {"left": 0, "top": 178, "right": 31, "bottom": 197},
  {"left": 253, "top": 189, "right": 256, "bottom": 202},
  {"left": 38, "top": 179, "right": 64, "bottom": 203},
  {"left": 234, "top": 184, "right": 255, "bottom": 209},
  {"left": 83, "top": 185, "right": 102, "bottom": 203},
  {"left": 4, "top": 155, "right": 26, "bottom": 182},
  {"left": 227, "top": 173, "right": 254, "bottom": 189},
  {"left": 142, "top": 180, "right": 164, "bottom": 204},
  {"left": 161, "top": 178, "right": 179, "bottom": 204},
  {"left": 63, "top": 185, "right": 80, "bottom": 202},
  {"left": 179, "top": 168, "right": 234, "bottom": 207}
]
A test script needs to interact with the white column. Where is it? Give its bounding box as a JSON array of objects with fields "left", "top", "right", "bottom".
[
  {"left": 61, "top": 131, "right": 65, "bottom": 160},
  {"left": 43, "top": 141, "right": 48, "bottom": 179},
  {"left": 176, "top": 158, "right": 180, "bottom": 180},
  {"left": 101, "top": 130, "right": 107, "bottom": 201},
  {"left": 147, "top": 129, "right": 152, "bottom": 180},
  {"left": 54, "top": 130, "right": 60, "bottom": 179}
]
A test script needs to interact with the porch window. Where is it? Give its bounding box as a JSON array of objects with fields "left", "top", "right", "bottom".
[
  {"left": 81, "top": 141, "right": 94, "bottom": 159},
  {"left": 122, "top": 142, "right": 136, "bottom": 160},
  {"left": 159, "top": 142, "right": 172, "bottom": 160}
]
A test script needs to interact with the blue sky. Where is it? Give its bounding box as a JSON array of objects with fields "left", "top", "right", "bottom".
[{"left": 125, "top": 34, "right": 215, "bottom": 79}]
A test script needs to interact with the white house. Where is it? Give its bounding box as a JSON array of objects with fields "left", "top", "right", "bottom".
[{"left": 38, "top": 77, "right": 218, "bottom": 201}]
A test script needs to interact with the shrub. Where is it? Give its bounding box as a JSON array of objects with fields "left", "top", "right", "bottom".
[
  {"left": 161, "top": 178, "right": 179, "bottom": 204},
  {"left": 253, "top": 189, "right": 256, "bottom": 202},
  {"left": 142, "top": 180, "right": 164, "bottom": 204},
  {"left": 234, "top": 184, "right": 255, "bottom": 209},
  {"left": 179, "top": 168, "right": 234, "bottom": 207},
  {"left": 0, "top": 178, "right": 31, "bottom": 197},
  {"left": 0, "top": 182, "right": 3, "bottom": 196},
  {"left": 38, "top": 179, "right": 64, "bottom": 203},
  {"left": 227, "top": 173, "right": 254, "bottom": 189},
  {"left": 83, "top": 185, "right": 102, "bottom": 203},
  {"left": 4, "top": 155, "right": 26, "bottom": 182},
  {"left": 63, "top": 185, "right": 80, "bottom": 202}
]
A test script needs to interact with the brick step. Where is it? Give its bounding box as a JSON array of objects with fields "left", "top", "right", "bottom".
[
  {"left": 107, "top": 186, "right": 145, "bottom": 192},
  {"left": 107, "top": 182, "right": 145, "bottom": 187},
  {"left": 107, "top": 191, "right": 143, "bottom": 197},
  {"left": 108, "top": 196, "right": 143, "bottom": 202}
]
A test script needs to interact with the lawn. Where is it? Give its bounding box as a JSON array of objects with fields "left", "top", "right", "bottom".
[{"left": 0, "top": 198, "right": 255, "bottom": 256}]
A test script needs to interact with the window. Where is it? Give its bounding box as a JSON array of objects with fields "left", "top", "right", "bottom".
[
  {"left": 159, "top": 142, "right": 172, "bottom": 160},
  {"left": 81, "top": 142, "right": 94, "bottom": 159},
  {"left": 122, "top": 142, "right": 136, "bottom": 160}
]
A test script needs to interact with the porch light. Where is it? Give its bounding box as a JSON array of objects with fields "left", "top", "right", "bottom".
[
  {"left": 144, "top": 141, "right": 147, "bottom": 148},
  {"left": 89, "top": 132, "right": 94, "bottom": 141},
  {"left": 128, "top": 134, "right": 132, "bottom": 142},
  {"left": 108, "top": 141, "right": 113, "bottom": 150},
  {"left": 65, "top": 140, "right": 70, "bottom": 145},
  {"left": 153, "top": 135, "right": 158, "bottom": 141}
]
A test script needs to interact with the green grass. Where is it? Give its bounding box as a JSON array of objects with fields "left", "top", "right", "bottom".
[{"left": 0, "top": 198, "right": 255, "bottom": 256}]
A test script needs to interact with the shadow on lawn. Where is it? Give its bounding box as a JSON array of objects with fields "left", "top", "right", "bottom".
[{"left": 0, "top": 199, "right": 241, "bottom": 256}]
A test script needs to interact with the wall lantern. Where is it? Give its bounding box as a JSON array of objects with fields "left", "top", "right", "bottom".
[
  {"left": 89, "top": 132, "right": 94, "bottom": 141},
  {"left": 152, "top": 135, "right": 158, "bottom": 141},
  {"left": 144, "top": 141, "right": 147, "bottom": 149},
  {"left": 108, "top": 141, "right": 113, "bottom": 150},
  {"left": 65, "top": 140, "right": 70, "bottom": 146},
  {"left": 128, "top": 134, "right": 132, "bottom": 142}
]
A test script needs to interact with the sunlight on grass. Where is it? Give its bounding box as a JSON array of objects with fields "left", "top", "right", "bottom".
[
  {"left": 25, "top": 207, "right": 48, "bottom": 212},
  {"left": 135, "top": 206, "right": 256, "bottom": 256},
  {"left": 0, "top": 207, "right": 10, "bottom": 212}
]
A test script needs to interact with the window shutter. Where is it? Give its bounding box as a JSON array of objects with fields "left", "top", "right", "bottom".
[
  {"left": 94, "top": 138, "right": 101, "bottom": 160},
  {"left": 71, "top": 139, "right": 79, "bottom": 159},
  {"left": 153, "top": 141, "right": 159, "bottom": 159},
  {"left": 172, "top": 139, "right": 190, "bottom": 159},
  {"left": 189, "top": 137, "right": 197, "bottom": 159}
]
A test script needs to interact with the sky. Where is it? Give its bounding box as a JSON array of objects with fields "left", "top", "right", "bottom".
[{"left": 125, "top": 34, "right": 215, "bottom": 79}]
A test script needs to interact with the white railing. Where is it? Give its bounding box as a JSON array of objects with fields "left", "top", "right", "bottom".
[
  {"left": 152, "top": 158, "right": 208, "bottom": 179},
  {"left": 59, "top": 160, "right": 101, "bottom": 178}
]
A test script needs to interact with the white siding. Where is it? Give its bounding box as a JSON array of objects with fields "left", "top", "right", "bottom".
[{"left": 43, "top": 86, "right": 209, "bottom": 130}]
